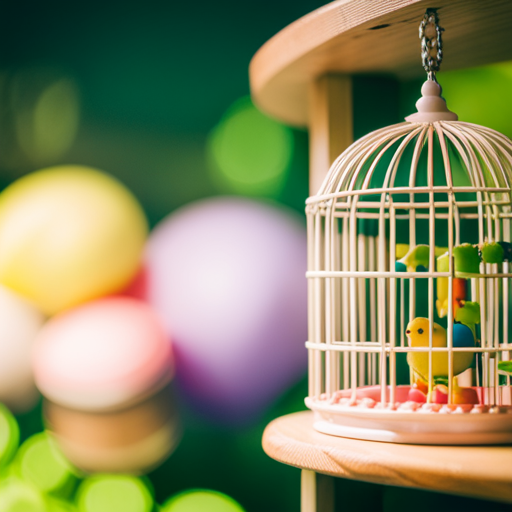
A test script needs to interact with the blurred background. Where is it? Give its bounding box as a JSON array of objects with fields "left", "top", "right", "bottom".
[{"left": 1, "top": 1, "right": 512, "bottom": 511}]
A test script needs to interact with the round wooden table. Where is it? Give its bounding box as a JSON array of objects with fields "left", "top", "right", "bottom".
[{"left": 263, "top": 411, "right": 512, "bottom": 509}]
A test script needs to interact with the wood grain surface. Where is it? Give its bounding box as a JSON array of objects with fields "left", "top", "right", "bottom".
[
  {"left": 250, "top": 0, "right": 512, "bottom": 126},
  {"left": 262, "top": 411, "right": 512, "bottom": 503}
]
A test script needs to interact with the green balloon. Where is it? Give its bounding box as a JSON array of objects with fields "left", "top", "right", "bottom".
[
  {"left": 0, "top": 476, "right": 47, "bottom": 512},
  {"left": 0, "top": 404, "right": 19, "bottom": 470},
  {"left": 76, "top": 475, "right": 153, "bottom": 512},
  {"left": 15, "top": 432, "right": 78, "bottom": 499},
  {"left": 162, "top": 490, "right": 245, "bottom": 512}
]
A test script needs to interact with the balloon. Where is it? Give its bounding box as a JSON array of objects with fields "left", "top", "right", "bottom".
[
  {"left": 32, "top": 297, "right": 173, "bottom": 411},
  {"left": 76, "top": 475, "right": 153, "bottom": 512},
  {"left": 14, "top": 432, "right": 78, "bottom": 499},
  {"left": 0, "top": 403, "right": 20, "bottom": 469},
  {"left": 0, "top": 284, "right": 45, "bottom": 412},
  {"left": 0, "top": 476, "right": 47, "bottom": 512},
  {"left": 162, "top": 490, "right": 245, "bottom": 512},
  {"left": 146, "top": 197, "right": 307, "bottom": 424},
  {"left": 0, "top": 165, "right": 148, "bottom": 315}
]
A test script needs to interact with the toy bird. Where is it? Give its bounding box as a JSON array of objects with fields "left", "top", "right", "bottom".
[
  {"left": 406, "top": 317, "right": 474, "bottom": 382},
  {"left": 395, "top": 245, "right": 430, "bottom": 272},
  {"left": 395, "top": 244, "right": 448, "bottom": 273},
  {"left": 455, "top": 300, "right": 480, "bottom": 338},
  {"left": 498, "top": 361, "right": 512, "bottom": 375},
  {"left": 453, "top": 243, "right": 481, "bottom": 273}
]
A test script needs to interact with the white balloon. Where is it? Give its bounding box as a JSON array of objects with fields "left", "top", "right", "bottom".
[{"left": 0, "top": 284, "right": 45, "bottom": 411}]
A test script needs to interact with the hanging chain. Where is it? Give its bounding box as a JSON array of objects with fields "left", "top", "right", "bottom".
[{"left": 419, "top": 8, "right": 444, "bottom": 81}]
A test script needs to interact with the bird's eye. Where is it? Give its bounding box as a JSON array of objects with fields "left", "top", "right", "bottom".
[{"left": 418, "top": 328, "right": 424, "bottom": 334}]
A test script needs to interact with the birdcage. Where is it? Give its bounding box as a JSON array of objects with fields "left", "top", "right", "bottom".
[{"left": 305, "top": 10, "right": 512, "bottom": 445}]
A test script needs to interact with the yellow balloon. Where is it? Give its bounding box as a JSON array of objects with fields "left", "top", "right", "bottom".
[{"left": 0, "top": 165, "right": 148, "bottom": 315}]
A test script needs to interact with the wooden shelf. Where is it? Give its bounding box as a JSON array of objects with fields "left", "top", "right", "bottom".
[
  {"left": 263, "top": 411, "right": 512, "bottom": 503},
  {"left": 249, "top": 0, "right": 512, "bottom": 127},
  {"left": 254, "top": 3, "right": 512, "bottom": 508}
]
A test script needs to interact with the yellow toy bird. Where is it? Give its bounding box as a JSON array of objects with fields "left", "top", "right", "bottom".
[{"left": 405, "top": 317, "right": 474, "bottom": 381}]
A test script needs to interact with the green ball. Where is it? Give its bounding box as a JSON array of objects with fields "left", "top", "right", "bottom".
[
  {"left": 0, "top": 404, "right": 19, "bottom": 470},
  {"left": 76, "top": 475, "right": 153, "bottom": 512},
  {"left": 0, "top": 476, "right": 47, "bottom": 512},
  {"left": 15, "top": 432, "right": 78, "bottom": 499},
  {"left": 162, "top": 489, "right": 245, "bottom": 512}
]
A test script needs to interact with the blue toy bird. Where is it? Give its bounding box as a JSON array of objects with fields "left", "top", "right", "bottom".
[{"left": 452, "top": 323, "right": 475, "bottom": 348}]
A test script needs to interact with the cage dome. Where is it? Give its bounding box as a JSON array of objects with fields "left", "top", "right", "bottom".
[{"left": 305, "top": 78, "right": 512, "bottom": 444}]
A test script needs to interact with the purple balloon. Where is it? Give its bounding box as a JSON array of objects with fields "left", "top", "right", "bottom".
[{"left": 146, "top": 197, "right": 307, "bottom": 424}]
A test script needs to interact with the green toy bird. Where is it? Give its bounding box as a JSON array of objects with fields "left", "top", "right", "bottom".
[
  {"left": 396, "top": 245, "right": 430, "bottom": 272},
  {"left": 405, "top": 317, "right": 474, "bottom": 382},
  {"left": 498, "top": 361, "right": 512, "bottom": 375}
]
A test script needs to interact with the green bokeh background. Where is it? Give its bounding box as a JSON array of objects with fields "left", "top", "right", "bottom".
[{"left": 2, "top": 1, "right": 512, "bottom": 510}]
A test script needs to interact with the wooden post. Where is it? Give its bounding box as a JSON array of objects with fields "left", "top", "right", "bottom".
[
  {"left": 308, "top": 75, "right": 354, "bottom": 196},
  {"left": 304, "top": 74, "right": 353, "bottom": 512},
  {"left": 301, "top": 470, "right": 335, "bottom": 512},
  {"left": 303, "top": 74, "right": 353, "bottom": 512}
]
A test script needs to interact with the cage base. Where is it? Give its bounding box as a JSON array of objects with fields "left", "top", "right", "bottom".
[
  {"left": 312, "top": 412, "right": 512, "bottom": 445},
  {"left": 307, "top": 386, "right": 512, "bottom": 445}
]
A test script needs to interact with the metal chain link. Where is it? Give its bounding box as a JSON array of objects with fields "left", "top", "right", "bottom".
[{"left": 419, "top": 8, "right": 444, "bottom": 80}]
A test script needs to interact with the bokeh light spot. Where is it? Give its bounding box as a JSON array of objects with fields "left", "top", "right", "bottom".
[
  {"left": 77, "top": 475, "right": 153, "bottom": 512},
  {"left": 440, "top": 61, "right": 512, "bottom": 138},
  {"left": 207, "top": 97, "right": 293, "bottom": 197},
  {"left": 162, "top": 489, "right": 245, "bottom": 512},
  {"left": 15, "top": 76, "right": 80, "bottom": 165},
  {"left": 0, "top": 404, "right": 19, "bottom": 469},
  {"left": 0, "top": 476, "right": 47, "bottom": 512},
  {"left": 18, "top": 432, "right": 77, "bottom": 496}
]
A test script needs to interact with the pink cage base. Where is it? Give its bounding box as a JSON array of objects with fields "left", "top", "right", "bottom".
[{"left": 306, "top": 385, "right": 512, "bottom": 445}]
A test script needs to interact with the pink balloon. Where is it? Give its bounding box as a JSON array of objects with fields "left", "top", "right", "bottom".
[
  {"left": 146, "top": 197, "right": 307, "bottom": 424},
  {"left": 32, "top": 297, "right": 173, "bottom": 411}
]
